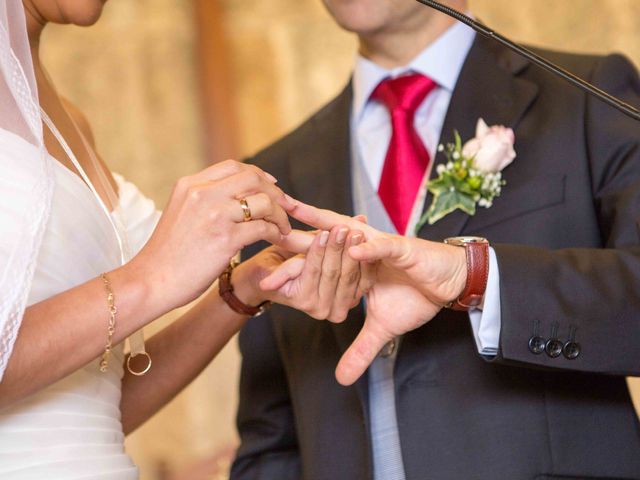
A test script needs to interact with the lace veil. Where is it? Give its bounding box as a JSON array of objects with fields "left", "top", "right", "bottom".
[
  {"left": 0, "top": 0, "right": 146, "bottom": 381},
  {"left": 0, "top": 0, "right": 53, "bottom": 380}
]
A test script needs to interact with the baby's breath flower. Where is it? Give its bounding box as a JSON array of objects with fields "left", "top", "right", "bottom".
[{"left": 422, "top": 122, "right": 512, "bottom": 228}]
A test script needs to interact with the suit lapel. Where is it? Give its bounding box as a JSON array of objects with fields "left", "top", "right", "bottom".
[
  {"left": 417, "top": 34, "right": 539, "bottom": 242},
  {"left": 399, "top": 35, "right": 539, "bottom": 480}
]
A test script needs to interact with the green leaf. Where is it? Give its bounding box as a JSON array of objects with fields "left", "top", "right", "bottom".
[
  {"left": 454, "top": 130, "right": 462, "bottom": 152},
  {"left": 424, "top": 189, "right": 477, "bottom": 226}
]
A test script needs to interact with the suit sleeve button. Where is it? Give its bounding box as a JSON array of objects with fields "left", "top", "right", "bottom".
[
  {"left": 563, "top": 341, "right": 581, "bottom": 359},
  {"left": 545, "top": 338, "right": 563, "bottom": 358},
  {"left": 528, "top": 336, "right": 546, "bottom": 354}
]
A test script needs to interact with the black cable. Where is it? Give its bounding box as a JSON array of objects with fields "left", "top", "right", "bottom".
[{"left": 415, "top": 0, "right": 640, "bottom": 122}]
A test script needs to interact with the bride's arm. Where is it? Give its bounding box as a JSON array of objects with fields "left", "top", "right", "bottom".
[
  {"left": 119, "top": 227, "right": 367, "bottom": 434},
  {"left": 0, "top": 160, "right": 292, "bottom": 409}
]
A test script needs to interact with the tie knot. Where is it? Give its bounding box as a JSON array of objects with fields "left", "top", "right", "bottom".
[{"left": 372, "top": 73, "right": 437, "bottom": 114}]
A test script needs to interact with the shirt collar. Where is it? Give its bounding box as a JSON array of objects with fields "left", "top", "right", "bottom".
[{"left": 352, "top": 16, "right": 476, "bottom": 121}]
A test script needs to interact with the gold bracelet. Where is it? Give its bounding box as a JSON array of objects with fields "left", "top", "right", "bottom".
[{"left": 99, "top": 273, "right": 117, "bottom": 373}]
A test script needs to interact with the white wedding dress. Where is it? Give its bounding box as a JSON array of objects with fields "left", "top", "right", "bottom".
[{"left": 0, "top": 129, "right": 160, "bottom": 479}]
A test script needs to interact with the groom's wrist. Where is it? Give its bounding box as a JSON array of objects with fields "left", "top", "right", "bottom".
[{"left": 444, "top": 237, "right": 490, "bottom": 311}]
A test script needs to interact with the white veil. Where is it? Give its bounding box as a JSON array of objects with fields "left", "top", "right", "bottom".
[
  {"left": 0, "top": 0, "right": 54, "bottom": 381},
  {"left": 0, "top": 0, "right": 146, "bottom": 381}
]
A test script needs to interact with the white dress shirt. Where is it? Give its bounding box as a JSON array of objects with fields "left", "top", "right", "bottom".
[{"left": 351, "top": 19, "right": 501, "bottom": 356}]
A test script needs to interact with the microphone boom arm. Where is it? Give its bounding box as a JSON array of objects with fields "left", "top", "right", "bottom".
[{"left": 415, "top": 0, "right": 640, "bottom": 121}]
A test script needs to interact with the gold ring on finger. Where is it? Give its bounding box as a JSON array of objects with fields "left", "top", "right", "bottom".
[{"left": 239, "top": 198, "right": 252, "bottom": 222}]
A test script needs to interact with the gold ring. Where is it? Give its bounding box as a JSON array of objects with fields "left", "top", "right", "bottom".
[
  {"left": 239, "top": 198, "right": 252, "bottom": 222},
  {"left": 126, "top": 351, "right": 152, "bottom": 376}
]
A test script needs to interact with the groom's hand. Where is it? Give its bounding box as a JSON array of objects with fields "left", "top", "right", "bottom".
[
  {"left": 289, "top": 201, "right": 469, "bottom": 386},
  {"left": 237, "top": 225, "right": 374, "bottom": 323}
]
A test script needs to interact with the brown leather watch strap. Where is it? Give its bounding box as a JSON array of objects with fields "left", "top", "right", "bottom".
[
  {"left": 219, "top": 263, "right": 271, "bottom": 317},
  {"left": 448, "top": 241, "right": 489, "bottom": 311}
]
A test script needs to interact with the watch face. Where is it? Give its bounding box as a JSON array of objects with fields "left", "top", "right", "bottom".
[{"left": 444, "top": 236, "right": 489, "bottom": 246}]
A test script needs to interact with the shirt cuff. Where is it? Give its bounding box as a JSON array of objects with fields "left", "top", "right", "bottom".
[{"left": 468, "top": 247, "right": 501, "bottom": 357}]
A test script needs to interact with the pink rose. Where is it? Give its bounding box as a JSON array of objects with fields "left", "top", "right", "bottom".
[{"left": 462, "top": 118, "right": 516, "bottom": 173}]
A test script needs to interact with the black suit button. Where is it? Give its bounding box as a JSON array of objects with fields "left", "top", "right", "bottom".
[
  {"left": 563, "top": 341, "right": 581, "bottom": 360},
  {"left": 528, "top": 336, "right": 546, "bottom": 355},
  {"left": 545, "top": 339, "right": 563, "bottom": 358}
]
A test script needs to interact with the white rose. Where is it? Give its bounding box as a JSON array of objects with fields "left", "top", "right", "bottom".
[{"left": 462, "top": 118, "right": 516, "bottom": 173}]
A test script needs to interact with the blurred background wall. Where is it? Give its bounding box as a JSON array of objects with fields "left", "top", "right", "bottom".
[{"left": 41, "top": 1, "right": 640, "bottom": 478}]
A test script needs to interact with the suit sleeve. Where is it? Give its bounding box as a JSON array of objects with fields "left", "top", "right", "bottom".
[{"left": 492, "top": 53, "right": 640, "bottom": 375}]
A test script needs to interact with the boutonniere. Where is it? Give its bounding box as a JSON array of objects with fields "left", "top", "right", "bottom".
[{"left": 416, "top": 118, "right": 516, "bottom": 231}]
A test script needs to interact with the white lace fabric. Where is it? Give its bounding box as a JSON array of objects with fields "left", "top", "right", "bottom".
[{"left": 0, "top": 0, "right": 54, "bottom": 382}]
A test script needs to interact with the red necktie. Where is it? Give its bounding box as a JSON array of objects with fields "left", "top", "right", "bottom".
[{"left": 372, "top": 74, "right": 437, "bottom": 234}]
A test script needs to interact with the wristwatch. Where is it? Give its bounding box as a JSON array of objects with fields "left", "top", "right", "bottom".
[
  {"left": 443, "top": 236, "right": 490, "bottom": 311},
  {"left": 219, "top": 260, "right": 272, "bottom": 317}
]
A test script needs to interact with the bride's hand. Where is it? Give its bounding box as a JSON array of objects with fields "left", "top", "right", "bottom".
[
  {"left": 234, "top": 226, "right": 374, "bottom": 322},
  {"left": 129, "top": 160, "right": 295, "bottom": 312}
]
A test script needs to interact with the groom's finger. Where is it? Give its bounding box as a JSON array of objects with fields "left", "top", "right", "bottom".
[
  {"left": 335, "top": 319, "right": 390, "bottom": 386},
  {"left": 348, "top": 236, "right": 407, "bottom": 263},
  {"left": 328, "top": 231, "right": 364, "bottom": 322},
  {"left": 298, "top": 231, "right": 330, "bottom": 314},
  {"left": 260, "top": 255, "right": 305, "bottom": 292},
  {"left": 290, "top": 202, "right": 375, "bottom": 237},
  {"left": 317, "top": 226, "right": 349, "bottom": 322}
]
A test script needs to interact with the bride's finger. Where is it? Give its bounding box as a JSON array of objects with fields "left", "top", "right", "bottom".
[
  {"left": 231, "top": 193, "right": 291, "bottom": 235},
  {"left": 213, "top": 169, "right": 294, "bottom": 212},
  {"left": 260, "top": 255, "right": 305, "bottom": 292},
  {"left": 275, "top": 229, "right": 316, "bottom": 254},
  {"left": 233, "top": 219, "right": 283, "bottom": 247},
  {"left": 192, "top": 160, "right": 278, "bottom": 184}
]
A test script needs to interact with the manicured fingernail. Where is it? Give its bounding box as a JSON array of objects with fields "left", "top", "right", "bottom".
[
  {"left": 351, "top": 233, "right": 363, "bottom": 245},
  {"left": 265, "top": 172, "right": 278, "bottom": 183},
  {"left": 336, "top": 228, "right": 348, "bottom": 245},
  {"left": 319, "top": 231, "right": 330, "bottom": 247}
]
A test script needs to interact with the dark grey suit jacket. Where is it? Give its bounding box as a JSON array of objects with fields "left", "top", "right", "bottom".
[{"left": 231, "top": 35, "right": 640, "bottom": 480}]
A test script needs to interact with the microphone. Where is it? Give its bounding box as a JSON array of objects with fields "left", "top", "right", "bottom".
[{"left": 414, "top": 0, "right": 640, "bottom": 122}]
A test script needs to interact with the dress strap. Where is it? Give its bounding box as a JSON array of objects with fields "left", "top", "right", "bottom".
[{"left": 40, "top": 108, "right": 147, "bottom": 359}]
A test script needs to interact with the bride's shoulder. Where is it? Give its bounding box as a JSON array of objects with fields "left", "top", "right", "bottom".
[{"left": 61, "top": 97, "right": 97, "bottom": 149}]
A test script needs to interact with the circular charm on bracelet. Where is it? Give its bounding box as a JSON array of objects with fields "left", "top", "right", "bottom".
[
  {"left": 239, "top": 198, "right": 252, "bottom": 222},
  {"left": 126, "top": 351, "right": 152, "bottom": 376}
]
